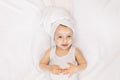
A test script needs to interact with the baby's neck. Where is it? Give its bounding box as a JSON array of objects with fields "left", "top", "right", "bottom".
[{"left": 55, "top": 46, "right": 71, "bottom": 57}]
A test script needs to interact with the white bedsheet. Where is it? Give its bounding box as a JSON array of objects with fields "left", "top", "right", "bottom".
[{"left": 0, "top": 0, "right": 120, "bottom": 80}]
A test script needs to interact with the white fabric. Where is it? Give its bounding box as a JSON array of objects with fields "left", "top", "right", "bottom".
[
  {"left": 74, "top": 0, "right": 120, "bottom": 80},
  {"left": 49, "top": 46, "right": 79, "bottom": 80},
  {"left": 0, "top": 0, "right": 120, "bottom": 80}
]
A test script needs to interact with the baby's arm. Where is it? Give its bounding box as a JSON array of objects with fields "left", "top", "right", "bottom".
[
  {"left": 39, "top": 49, "right": 61, "bottom": 75},
  {"left": 75, "top": 48, "right": 87, "bottom": 71}
]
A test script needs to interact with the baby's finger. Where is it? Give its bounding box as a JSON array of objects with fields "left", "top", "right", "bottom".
[
  {"left": 63, "top": 69, "right": 69, "bottom": 74},
  {"left": 54, "top": 70, "right": 60, "bottom": 75},
  {"left": 58, "top": 69, "right": 62, "bottom": 73}
]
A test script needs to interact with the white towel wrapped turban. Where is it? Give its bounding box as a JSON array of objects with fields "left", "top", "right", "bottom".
[{"left": 40, "top": 6, "right": 76, "bottom": 46}]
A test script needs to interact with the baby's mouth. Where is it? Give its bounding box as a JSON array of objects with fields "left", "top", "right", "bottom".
[{"left": 62, "top": 44, "right": 69, "bottom": 46}]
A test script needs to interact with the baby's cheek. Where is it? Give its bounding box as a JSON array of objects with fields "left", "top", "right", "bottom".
[
  {"left": 68, "top": 39, "right": 72, "bottom": 43},
  {"left": 55, "top": 40, "right": 62, "bottom": 45}
]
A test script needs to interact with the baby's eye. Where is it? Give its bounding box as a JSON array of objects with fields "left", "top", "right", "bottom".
[
  {"left": 67, "top": 35, "right": 72, "bottom": 38},
  {"left": 58, "top": 36, "right": 62, "bottom": 38}
]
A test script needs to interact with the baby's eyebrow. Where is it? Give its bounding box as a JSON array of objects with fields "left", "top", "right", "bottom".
[
  {"left": 55, "top": 33, "right": 62, "bottom": 35},
  {"left": 68, "top": 34, "right": 73, "bottom": 35},
  {"left": 67, "top": 32, "right": 73, "bottom": 35}
]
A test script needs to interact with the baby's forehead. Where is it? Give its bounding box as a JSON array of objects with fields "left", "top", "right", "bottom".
[
  {"left": 55, "top": 27, "right": 73, "bottom": 36},
  {"left": 55, "top": 25, "right": 73, "bottom": 32}
]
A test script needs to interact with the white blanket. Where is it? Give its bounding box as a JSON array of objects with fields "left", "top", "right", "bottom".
[{"left": 0, "top": 0, "right": 120, "bottom": 80}]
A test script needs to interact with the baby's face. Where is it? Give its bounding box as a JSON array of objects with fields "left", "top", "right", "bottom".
[{"left": 54, "top": 25, "right": 73, "bottom": 50}]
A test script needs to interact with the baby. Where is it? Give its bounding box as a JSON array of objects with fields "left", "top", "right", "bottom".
[{"left": 39, "top": 23, "right": 87, "bottom": 80}]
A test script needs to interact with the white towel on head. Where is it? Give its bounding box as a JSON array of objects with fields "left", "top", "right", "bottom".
[{"left": 40, "top": 6, "right": 76, "bottom": 46}]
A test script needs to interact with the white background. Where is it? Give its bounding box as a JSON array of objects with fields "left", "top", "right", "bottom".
[{"left": 0, "top": 0, "right": 120, "bottom": 80}]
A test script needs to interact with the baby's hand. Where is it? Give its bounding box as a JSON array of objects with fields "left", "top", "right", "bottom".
[
  {"left": 49, "top": 65, "right": 62, "bottom": 75},
  {"left": 62, "top": 63, "right": 78, "bottom": 77}
]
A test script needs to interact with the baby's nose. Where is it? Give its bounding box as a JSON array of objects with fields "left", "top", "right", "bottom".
[{"left": 63, "top": 38, "right": 67, "bottom": 43}]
